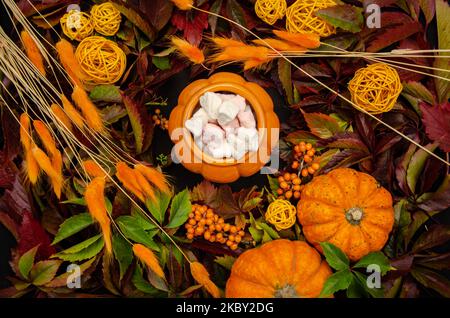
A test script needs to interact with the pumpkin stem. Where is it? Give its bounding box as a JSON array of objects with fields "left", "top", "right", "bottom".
[
  {"left": 274, "top": 285, "right": 299, "bottom": 298},
  {"left": 345, "top": 207, "right": 364, "bottom": 225}
]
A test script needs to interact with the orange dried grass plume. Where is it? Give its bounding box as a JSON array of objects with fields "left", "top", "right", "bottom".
[
  {"left": 82, "top": 160, "right": 107, "bottom": 178},
  {"left": 72, "top": 85, "right": 105, "bottom": 133},
  {"left": 55, "top": 39, "right": 86, "bottom": 87},
  {"left": 115, "top": 162, "right": 145, "bottom": 202},
  {"left": 20, "top": 113, "right": 39, "bottom": 184},
  {"left": 61, "top": 94, "right": 85, "bottom": 130},
  {"left": 253, "top": 38, "right": 306, "bottom": 52},
  {"left": 50, "top": 103, "right": 73, "bottom": 132},
  {"left": 85, "top": 177, "right": 112, "bottom": 254},
  {"left": 21, "top": 30, "right": 46, "bottom": 76},
  {"left": 33, "top": 120, "right": 58, "bottom": 158},
  {"left": 171, "top": 37, "right": 205, "bottom": 65},
  {"left": 134, "top": 164, "right": 171, "bottom": 195},
  {"left": 212, "top": 45, "right": 272, "bottom": 70},
  {"left": 273, "top": 30, "right": 321, "bottom": 49},
  {"left": 132, "top": 244, "right": 165, "bottom": 279},
  {"left": 171, "top": 0, "right": 193, "bottom": 10},
  {"left": 211, "top": 37, "right": 247, "bottom": 49},
  {"left": 31, "top": 147, "right": 63, "bottom": 198},
  {"left": 190, "top": 262, "right": 221, "bottom": 298}
]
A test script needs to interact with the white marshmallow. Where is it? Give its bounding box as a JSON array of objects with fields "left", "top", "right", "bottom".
[
  {"left": 217, "top": 93, "right": 235, "bottom": 103},
  {"left": 226, "top": 134, "right": 247, "bottom": 160},
  {"left": 194, "top": 137, "right": 204, "bottom": 150},
  {"left": 192, "top": 108, "right": 209, "bottom": 126},
  {"left": 238, "top": 107, "right": 256, "bottom": 128},
  {"left": 220, "top": 118, "right": 240, "bottom": 137},
  {"left": 229, "top": 95, "right": 247, "bottom": 112},
  {"left": 199, "top": 92, "right": 222, "bottom": 120},
  {"left": 206, "top": 140, "right": 233, "bottom": 159},
  {"left": 217, "top": 100, "right": 240, "bottom": 126},
  {"left": 202, "top": 123, "right": 225, "bottom": 145},
  {"left": 237, "top": 127, "right": 257, "bottom": 140},
  {"left": 185, "top": 117, "right": 204, "bottom": 138}
]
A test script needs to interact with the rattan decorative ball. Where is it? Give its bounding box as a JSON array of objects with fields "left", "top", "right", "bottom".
[
  {"left": 286, "top": 0, "right": 337, "bottom": 37},
  {"left": 265, "top": 199, "right": 297, "bottom": 231},
  {"left": 60, "top": 10, "right": 94, "bottom": 42},
  {"left": 255, "top": 0, "right": 287, "bottom": 25},
  {"left": 75, "top": 36, "right": 127, "bottom": 84},
  {"left": 91, "top": 2, "right": 122, "bottom": 36},
  {"left": 348, "top": 63, "right": 403, "bottom": 114}
]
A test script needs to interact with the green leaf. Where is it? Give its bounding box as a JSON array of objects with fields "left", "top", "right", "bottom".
[
  {"left": 209, "top": 0, "right": 223, "bottom": 36},
  {"left": 89, "top": 85, "right": 122, "bottom": 103},
  {"left": 316, "top": 4, "right": 364, "bottom": 33},
  {"left": 116, "top": 216, "right": 160, "bottom": 251},
  {"left": 152, "top": 56, "right": 171, "bottom": 70},
  {"left": 61, "top": 197, "right": 86, "bottom": 206},
  {"left": 402, "top": 81, "right": 435, "bottom": 106},
  {"left": 320, "top": 242, "right": 350, "bottom": 271},
  {"left": 112, "top": 234, "right": 133, "bottom": 281},
  {"left": 52, "top": 213, "right": 94, "bottom": 245},
  {"left": 267, "top": 175, "right": 280, "bottom": 196},
  {"left": 434, "top": 0, "right": 450, "bottom": 103},
  {"left": 278, "top": 59, "right": 293, "bottom": 104},
  {"left": 52, "top": 235, "right": 105, "bottom": 262},
  {"left": 303, "top": 112, "right": 344, "bottom": 139},
  {"left": 30, "top": 260, "right": 62, "bottom": 286},
  {"left": 122, "top": 94, "right": 153, "bottom": 154},
  {"left": 146, "top": 190, "right": 171, "bottom": 224},
  {"left": 249, "top": 226, "right": 263, "bottom": 243},
  {"left": 132, "top": 264, "right": 161, "bottom": 295},
  {"left": 215, "top": 255, "right": 236, "bottom": 271},
  {"left": 18, "top": 245, "right": 40, "bottom": 280},
  {"left": 346, "top": 275, "right": 368, "bottom": 298},
  {"left": 285, "top": 130, "right": 318, "bottom": 146},
  {"left": 259, "top": 223, "right": 280, "bottom": 239},
  {"left": 320, "top": 269, "right": 353, "bottom": 297},
  {"left": 353, "top": 252, "right": 392, "bottom": 275},
  {"left": 166, "top": 189, "right": 191, "bottom": 229},
  {"left": 406, "top": 143, "right": 438, "bottom": 193}
]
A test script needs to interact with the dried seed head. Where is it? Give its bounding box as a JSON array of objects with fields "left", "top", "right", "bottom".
[
  {"left": 61, "top": 94, "right": 85, "bottom": 130},
  {"left": 19, "top": 113, "right": 32, "bottom": 152},
  {"left": 116, "top": 162, "right": 145, "bottom": 202},
  {"left": 21, "top": 30, "right": 46, "bottom": 76},
  {"left": 33, "top": 120, "right": 58, "bottom": 158},
  {"left": 190, "top": 262, "right": 221, "bottom": 298},
  {"left": 171, "top": 37, "right": 205, "bottom": 64},
  {"left": 50, "top": 103, "right": 73, "bottom": 132},
  {"left": 82, "top": 160, "right": 107, "bottom": 178},
  {"left": 55, "top": 39, "right": 86, "bottom": 86},
  {"left": 272, "top": 30, "right": 321, "bottom": 49},
  {"left": 72, "top": 85, "right": 105, "bottom": 133},
  {"left": 170, "top": 0, "right": 193, "bottom": 10},
  {"left": 132, "top": 244, "right": 165, "bottom": 279},
  {"left": 85, "top": 177, "right": 112, "bottom": 254},
  {"left": 134, "top": 164, "right": 171, "bottom": 194}
]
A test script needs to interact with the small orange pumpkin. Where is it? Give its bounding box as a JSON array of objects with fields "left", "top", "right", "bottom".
[
  {"left": 225, "top": 239, "right": 332, "bottom": 298},
  {"left": 168, "top": 72, "right": 279, "bottom": 183},
  {"left": 297, "top": 168, "right": 394, "bottom": 261}
]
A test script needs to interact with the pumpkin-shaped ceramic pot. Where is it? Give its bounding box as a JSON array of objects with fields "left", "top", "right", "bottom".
[{"left": 168, "top": 72, "right": 280, "bottom": 183}]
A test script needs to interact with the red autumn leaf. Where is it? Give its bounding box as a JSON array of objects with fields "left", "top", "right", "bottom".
[
  {"left": 0, "top": 151, "right": 16, "bottom": 189},
  {"left": 171, "top": 5, "right": 209, "bottom": 46},
  {"left": 17, "top": 211, "right": 55, "bottom": 260},
  {"left": 420, "top": 102, "right": 450, "bottom": 152},
  {"left": 366, "top": 13, "right": 422, "bottom": 52}
]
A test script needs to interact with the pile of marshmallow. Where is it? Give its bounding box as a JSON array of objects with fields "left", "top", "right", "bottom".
[{"left": 185, "top": 92, "right": 259, "bottom": 159}]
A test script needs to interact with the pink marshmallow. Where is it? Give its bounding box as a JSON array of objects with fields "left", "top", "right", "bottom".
[
  {"left": 202, "top": 123, "right": 225, "bottom": 145},
  {"left": 238, "top": 107, "right": 256, "bottom": 128}
]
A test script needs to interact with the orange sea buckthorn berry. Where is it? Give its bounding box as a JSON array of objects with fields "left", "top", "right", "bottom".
[
  {"left": 293, "top": 185, "right": 301, "bottom": 191},
  {"left": 305, "top": 143, "right": 313, "bottom": 151},
  {"left": 215, "top": 224, "right": 222, "bottom": 231},
  {"left": 283, "top": 173, "right": 291, "bottom": 181},
  {"left": 278, "top": 176, "right": 284, "bottom": 183},
  {"left": 223, "top": 224, "right": 230, "bottom": 232},
  {"left": 216, "top": 233, "right": 223, "bottom": 240},
  {"left": 294, "top": 145, "right": 300, "bottom": 153},
  {"left": 230, "top": 226, "right": 237, "bottom": 234},
  {"left": 204, "top": 231, "right": 211, "bottom": 240},
  {"left": 312, "top": 163, "right": 320, "bottom": 170},
  {"left": 307, "top": 150, "right": 315, "bottom": 157},
  {"left": 294, "top": 191, "right": 301, "bottom": 199},
  {"left": 301, "top": 169, "right": 309, "bottom": 177},
  {"left": 290, "top": 173, "right": 297, "bottom": 180},
  {"left": 228, "top": 235, "right": 235, "bottom": 242},
  {"left": 291, "top": 161, "right": 299, "bottom": 169},
  {"left": 304, "top": 155, "right": 312, "bottom": 163},
  {"left": 230, "top": 244, "right": 238, "bottom": 251},
  {"left": 187, "top": 233, "right": 194, "bottom": 240},
  {"left": 226, "top": 240, "right": 233, "bottom": 247},
  {"left": 234, "top": 235, "right": 242, "bottom": 243},
  {"left": 277, "top": 188, "right": 284, "bottom": 195},
  {"left": 280, "top": 181, "right": 289, "bottom": 189},
  {"left": 238, "top": 230, "right": 245, "bottom": 237},
  {"left": 188, "top": 219, "right": 196, "bottom": 225},
  {"left": 285, "top": 191, "right": 293, "bottom": 199},
  {"left": 155, "top": 109, "right": 161, "bottom": 115},
  {"left": 292, "top": 178, "right": 301, "bottom": 185}
]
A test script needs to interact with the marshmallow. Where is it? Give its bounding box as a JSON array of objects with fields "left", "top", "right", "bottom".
[
  {"left": 217, "top": 100, "right": 240, "bottom": 126},
  {"left": 192, "top": 108, "right": 209, "bottom": 126},
  {"left": 237, "top": 127, "right": 259, "bottom": 153},
  {"left": 200, "top": 92, "right": 222, "bottom": 120},
  {"left": 220, "top": 118, "right": 240, "bottom": 137},
  {"left": 185, "top": 117, "right": 204, "bottom": 138},
  {"left": 194, "top": 137, "right": 204, "bottom": 150},
  {"left": 205, "top": 140, "right": 233, "bottom": 159},
  {"left": 202, "top": 123, "right": 225, "bottom": 144},
  {"left": 217, "top": 93, "right": 235, "bottom": 103},
  {"left": 227, "top": 134, "right": 247, "bottom": 160},
  {"left": 238, "top": 106, "right": 256, "bottom": 128},
  {"left": 229, "top": 95, "right": 247, "bottom": 112}
]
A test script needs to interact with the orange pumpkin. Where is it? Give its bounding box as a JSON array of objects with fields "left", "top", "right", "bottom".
[
  {"left": 297, "top": 168, "right": 394, "bottom": 261},
  {"left": 225, "top": 239, "right": 332, "bottom": 298},
  {"left": 168, "top": 72, "right": 279, "bottom": 183}
]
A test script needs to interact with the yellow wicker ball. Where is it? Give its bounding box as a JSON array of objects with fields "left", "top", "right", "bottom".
[
  {"left": 91, "top": 2, "right": 122, "bottom": 36},
  {"left": 60, "top": 10, "right": 94, "bottom": 42},
  {"left": 255, "top": 0, "right": 287, "bottom": 25},
  {"left": 265, "top": 199, "right": 297, "bottom": 231},
  {"left": 286, "top": 0, "right": 337, "bottom": 37},
  {"left": 75, "top": 36, "right": 127, "bottom": 85},
  {"left": 348, "top": 63, "right": 403, "bottom": 114}
]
